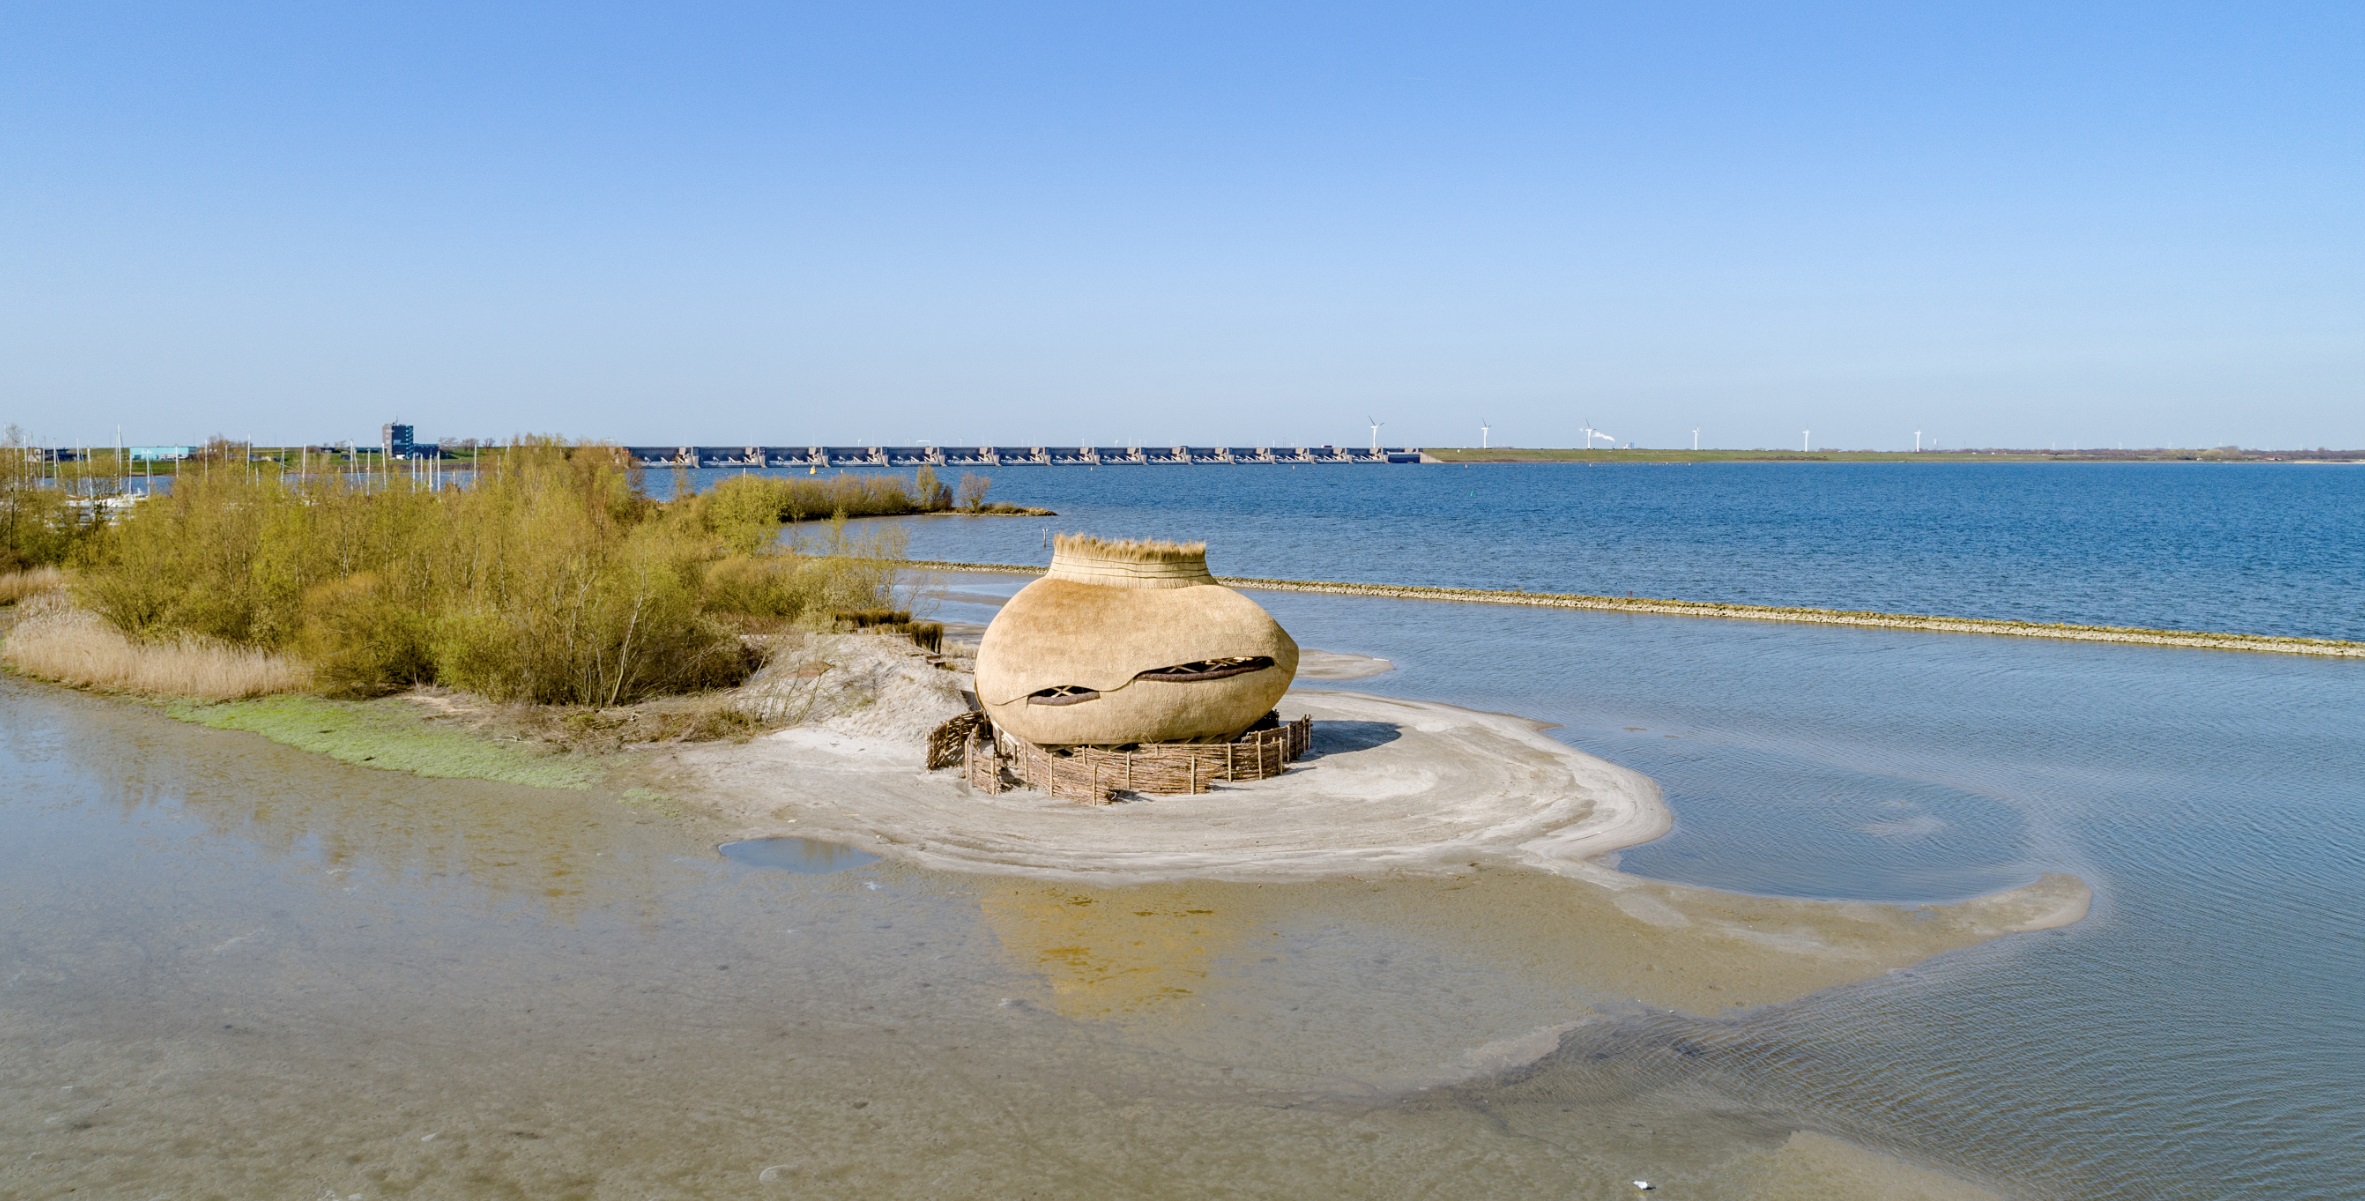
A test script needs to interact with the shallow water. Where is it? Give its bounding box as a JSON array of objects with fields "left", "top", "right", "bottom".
[
  {"left": 1265, "top": 591, "right": 2365, "bottom": 1198},
  {"left": 0, "top": 677, "right": 1907, "bottom": 1198},
  {"left": 925, "top": 571, "right": 2365, "bottom": 1197},
  {"left": 718, "top": 836, "right": 882, "bottom": 874},
  {"left": 7, "top": 551, "right": 2364, "bottom": 1196}
]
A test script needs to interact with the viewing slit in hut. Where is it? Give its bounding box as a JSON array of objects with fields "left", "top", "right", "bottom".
[{"left": 929, "top": 535, "right": 1313, "bottom": 803}]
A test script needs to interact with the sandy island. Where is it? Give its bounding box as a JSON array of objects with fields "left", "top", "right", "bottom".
[
  {"left": 684, "top": 687, "right": 1670, "bottom": 881},
  {"left": 660, "top": 638, "right": 2089, "bottom": 1027}
]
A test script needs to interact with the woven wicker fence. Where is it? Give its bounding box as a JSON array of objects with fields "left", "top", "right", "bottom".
[
  {"left": 926, "top": 710, "right": 985, "bottom": 770},
  {"left": 928, "top": 711, "right": 1312, "bottom": 804}
]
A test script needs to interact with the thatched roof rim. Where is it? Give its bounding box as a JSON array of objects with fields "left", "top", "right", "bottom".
[{"left": 1051, "top": 533, "right": 1208, "bottom": 563}]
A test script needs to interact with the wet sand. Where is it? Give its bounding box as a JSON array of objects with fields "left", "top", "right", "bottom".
[{"left": 679, "top": 689, "right": 1672, "bottom": 881}]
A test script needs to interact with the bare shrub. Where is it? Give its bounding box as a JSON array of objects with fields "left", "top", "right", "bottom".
[
  {"left": 911, "top": 466, "right": 952, "bottom": 511},
  {"left": 955, "top": 472, "right": 991, "bottom": 512},
  {"left": 703, "top": 522, "right": 906, "bottom": 631},
  {"left": 2, "top": 596, "right": 308, "bottom": 700}
]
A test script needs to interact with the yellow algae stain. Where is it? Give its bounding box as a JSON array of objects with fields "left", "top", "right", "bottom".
[
  {"left": 1365, "top": 867, "right": 2091, "bottom": 1015},
  {"left": 976, "top": 883, "right": 1274, "bottom": 1021}
]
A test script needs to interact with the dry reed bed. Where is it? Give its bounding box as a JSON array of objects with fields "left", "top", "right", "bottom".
[
  {"left": 0, "top": 566, "right": 65, "bottom": 606},
  {"left": 903, "top": 560, "right": 2365, "bottom": 659},
  {"left": 2, "top": 596, "right": 310, "bottom": 700}
]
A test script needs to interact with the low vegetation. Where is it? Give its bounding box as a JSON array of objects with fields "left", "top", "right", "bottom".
[
  {"left": 2, "top": 428, "right": 91, "bottom": 572},
  {"left": 686, "top": 466, "right": 1045, "bottom": 528},
  {"left": 3, "top": 442, "right": 931, "bottom": 706},
  {"left": 4, "top": 594, "right": 310, "bottom": 700},
  {"left": 0, "top": 565, "right": 65, "bottom": 606},
  {"left": 946, "top": 472, "right": 1053, "bottom": 515},
  {"left": 690, "top": 467, "right": 952, "bottom": 541}
]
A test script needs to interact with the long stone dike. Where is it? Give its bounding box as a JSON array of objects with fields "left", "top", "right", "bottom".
[{"left": 905, "top": 560, "right": 2365, "bottom": 659}]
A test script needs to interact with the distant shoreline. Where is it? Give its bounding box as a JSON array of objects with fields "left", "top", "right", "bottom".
[
  {"left": 905, "top": 560, "right": 2365, "bottom": 659},
  {"left": 1422, "top": 447, "right": 2365, "bottom": 464}
]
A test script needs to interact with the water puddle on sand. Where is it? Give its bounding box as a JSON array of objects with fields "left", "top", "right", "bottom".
[{"left": 718, "top": 836, "right": 881, "bottom": 873}]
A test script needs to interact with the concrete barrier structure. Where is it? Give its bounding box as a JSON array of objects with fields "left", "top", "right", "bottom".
[{"left": 620, "top": 444, "right": 1421, "bottom": 468}]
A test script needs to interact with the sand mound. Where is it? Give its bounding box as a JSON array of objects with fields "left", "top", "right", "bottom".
[
  {"left": 730, "top": 632, "right": 971, "bottom": 743},
  {"left": 678, "top": 689, "right": 1671, "bottom": 882}
]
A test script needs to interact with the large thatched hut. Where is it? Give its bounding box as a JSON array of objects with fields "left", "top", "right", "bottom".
[{"left": 973, "top": 535, "right": 1299, "bottom": 748}]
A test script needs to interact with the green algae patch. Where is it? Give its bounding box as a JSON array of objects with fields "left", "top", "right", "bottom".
[
  {"left": 168, "top": 695, "right": 599, "bottom": 790},
  {"left": 618, "top": 786, "right": 685, "bottom": 817}
]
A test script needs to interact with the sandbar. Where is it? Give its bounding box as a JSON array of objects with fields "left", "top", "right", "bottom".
[
  {"left": 678, "top": 688, "right": 1668, "bottom": 882},
  {"left": 667, "top": 669, "right": 2089, "bottom": 1024},
  {"left": 1293, "top": 648, "right": 1396, "bottom": 679}
]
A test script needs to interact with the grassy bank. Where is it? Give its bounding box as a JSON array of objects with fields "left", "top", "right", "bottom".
[{"left": 905, "top": 560, "right": 2365, "bottom": 659}]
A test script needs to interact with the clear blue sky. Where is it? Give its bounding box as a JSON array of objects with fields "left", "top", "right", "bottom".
[{"left": 3, "top": 2, "right": 2358, "bottom": 450}]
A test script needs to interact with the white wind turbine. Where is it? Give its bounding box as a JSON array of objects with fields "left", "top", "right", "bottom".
[
  {"left": 1581, "top": 420, "right": 1616, "bottom": 449},
  {"left": 1367, "top": 416, "right": 1383, "bottom": 454},
  {"left": 1480, "top": 418, "right": 1490, "bottom": 449}
]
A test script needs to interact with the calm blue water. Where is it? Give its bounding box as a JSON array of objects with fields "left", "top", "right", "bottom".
[
  {"left": 1344, "top": 600, "right": 2365, "bottom": 1200},
  {"left": 919, "top": 572, "right": 2365, "bottom": 1198},
  {"left": 680, "top": 461, "right": 2365, "bottom": 640}
]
